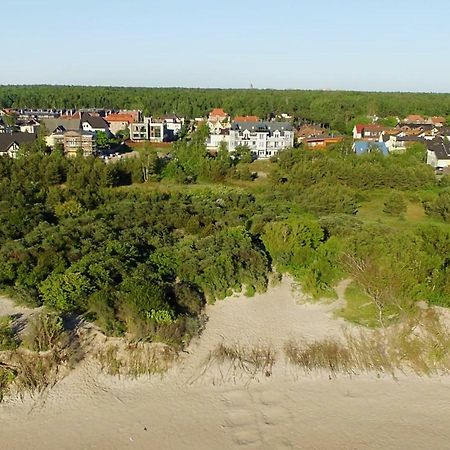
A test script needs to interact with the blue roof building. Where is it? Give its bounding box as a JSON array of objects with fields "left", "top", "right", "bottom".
[{"left": 353, "top": 141, "right": 389, "bottom": 156}]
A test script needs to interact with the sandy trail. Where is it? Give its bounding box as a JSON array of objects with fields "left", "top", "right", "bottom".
[{"left": 1, "top": 278, "right": 450, "bottom": 450}]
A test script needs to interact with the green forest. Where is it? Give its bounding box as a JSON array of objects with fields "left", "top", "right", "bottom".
[
  {"left": 0, "top": 130, "right": 450, "bottom": 351},
  {"left": 1, "top": 85, "right": 450, "bottom": 132}
]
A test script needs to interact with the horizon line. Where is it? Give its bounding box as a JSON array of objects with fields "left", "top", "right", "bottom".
[{"left": 1, "top": 84, "right": 450, "bottom": 95}]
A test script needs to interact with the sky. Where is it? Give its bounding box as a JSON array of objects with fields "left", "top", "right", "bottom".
[{"left": 2, "top": 0, "right": 450, "bottom": 92}]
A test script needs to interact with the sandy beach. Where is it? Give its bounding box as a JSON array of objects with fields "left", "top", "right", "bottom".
[{"left": 1, "top": 278, "right": 450, "bottom": 450}]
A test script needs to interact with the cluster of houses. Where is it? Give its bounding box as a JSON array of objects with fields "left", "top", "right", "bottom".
[
  {"left": 0, "top": 108, "right": 185, "bottom": 157},
  {"left": 0, "top": 106, "right": 449, "bottom": 169},
  {"left": 351, "top": 115, "right": 450, "bottom": 169},
  {"left": 295, "top": 124, "right": 344, "bottom": 149}
]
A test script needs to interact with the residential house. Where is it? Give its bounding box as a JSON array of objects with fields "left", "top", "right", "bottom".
[
  {"left": 229, "top": 121, "right": 294, "bottom": 159},
  {"left": 16, "top": 109, "right": 62, "bottom": 120},
  {"left": 206, "top": 129, "right": 230, "bottom": 151},
  {"left": 431, "top": 116, "right": 445, "bottom": 127},
  {"left": 81, "top": 113, "right": 112, "bottom": 137},
  {"left": 303, "top": 135, "right": 344, "bottom": 149},
  {"left": 147, "top": 118, "right": 165, "bottom": 142},
  {"left": 404, "top": 114, "right": 425, "bottom": 124},
  {"left": 42, "top": 118, "right": 81, "bottom": 147},
  {"left": 278, "top": 113, "right": 293, "bottom": 120},
  {"left": 426, "top": 138, "right": 450, "bottom": 169},
  {"left": 382, "top": 133, "right": 425, "bottom": 153},
  {"left": 353, "top": 124, "right": 384, "bottom": 141},
  {"left": 129, "top": 117, "right": 166, "bottom": 143},
  {"left": 296, "top": 124, "right": 326, "bottom": 141},
  {"left": 162, "top": 114, "right": 184, "bottom": 140},
  {"left": 209, "top": 108, "right": 229, "bottom": 123},
  {"left": 105, "top": 112, "right": 138, "bottom": 135},
  {"left": 55, "top": 130, "right": 96, "bottom": 157},
  {"left": 438, "top": 127, "right": 450, "bottom": 140},
  {"left": 19, "top": 119, "right": 40, "bottom": 134},
  {"left": 403, "top": 115, "right": 446, "bottom": 127},
  {"left": 0, "top": 117, "right": 14, "bottom": 134},
  {"left": 130, "top": 122, "right": 149, "bottom": 141},
  {"left": 129, "top": 116, "right": 183, "bottom": 143},
  {"left": 207, "top": 108, "right": 230, "bottom": 134},
  {"left": 353, "top": 141, "right": 388, "bottom": 156},
  {"left": 0, "top": 132, "right": 37, "bottom": 158}
]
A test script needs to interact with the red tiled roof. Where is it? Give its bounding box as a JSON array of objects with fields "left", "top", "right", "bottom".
[
  {"left": 209, "top": 108, "right": 228, "bottom": 118},
  {"left": 364, "top": 124, "right": 383, "bottom": 132},
  {"left": 405, "top": 115, "right": 424, "bottom": 122},
  {"left": 431, "top": 116, "right": 445, "bottom": 124},
  {"left": 234, "top": 115, "right": 259, "bottom": 122},
  {"left": 106, "top": 113, "right": 136, "bottom": 123},
  {"left": 355, "top": 124, "right": 383, "bottom": 133}
]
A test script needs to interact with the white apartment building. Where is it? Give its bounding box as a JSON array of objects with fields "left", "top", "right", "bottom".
[
  {"left": 229, "top": 121, "right": 294, "bottom": 159},
  {"left": 130, "top": 116, "right": 184, "bottom": 142}
]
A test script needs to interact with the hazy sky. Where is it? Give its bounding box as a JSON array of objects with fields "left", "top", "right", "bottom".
[{"left": 3, "top": 0, "right": 449, "bottom": 92}]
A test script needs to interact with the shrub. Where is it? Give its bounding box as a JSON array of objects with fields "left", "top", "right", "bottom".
[
  {"left": 23, "top": 311, "right": 67, "bottom": 352},
  {"left": 383, "top": 192, "right": 407, "bottom": 216},
  {"left": 0, "top": 317, "right": 19, "bottom": 351}
]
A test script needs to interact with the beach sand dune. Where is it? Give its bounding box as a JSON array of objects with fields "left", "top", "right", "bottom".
[{"left": 1, "top": 278, "right": 450, "bottom": 450}]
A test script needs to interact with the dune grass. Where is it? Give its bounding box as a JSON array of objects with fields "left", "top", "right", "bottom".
[
  {"left": 96, "top": 342, "right": 178, "bottom": 378},
  {"left": 206, "top": 343, "right": 276, "bottom": 380},
  {"left": 285, "top": 309, "right": 450, "bottom": 377},
  {"left": 0, "top": 311, "right": 83, "bottom": 401}
]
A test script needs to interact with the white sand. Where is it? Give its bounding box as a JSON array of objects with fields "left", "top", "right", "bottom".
[{"left": 1, "top": 278, "right": 450, "bottom": 450}]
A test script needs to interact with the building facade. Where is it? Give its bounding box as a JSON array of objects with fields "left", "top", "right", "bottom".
[
  {"left": 51, "top": 130, "right": 96, "bottom": 157},
  {"left": 229, "top": 121, "right": 294, "bottom": 158}
]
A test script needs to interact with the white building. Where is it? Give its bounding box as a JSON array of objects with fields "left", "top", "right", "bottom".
[
  {"left": 130, "top": 122, "right": 149, "bottom": 141},
  {"left": 206, "top": 130, "right": 230, "bottom": 151},
  {"left": 229, "top": 121, "right": 294, "bottom": 159},
  {"left": 19, "top": 119, "right": 40, "bottom": 134},
  {"left": 129, "top": 116, "right": 185, "bottom": 142},
  {"left": 81, "top": 113, "right": 112, "bottom": 137}
]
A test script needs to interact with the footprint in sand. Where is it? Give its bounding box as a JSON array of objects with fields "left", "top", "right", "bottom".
[{"left": 220, "top": 388, "right": 295, "bottom": 449}]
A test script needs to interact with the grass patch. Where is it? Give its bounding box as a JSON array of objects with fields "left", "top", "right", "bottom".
[
  {"left": 96, "top": 342, "right": 178, "bottom": 378},
  {"left": 0, "top": 311, "right": 83, "bottom": 401},
  {"left": 356, "top": 189, "right": 442, "bottom": 227},
  {"left": 335, "top": 281, "right": 384, "bottom": 327},
  {"left": 285, "top": 309, "right": 450, "bottom": 377},
  {"left": 284, "top": 339, "right": 351, "bottom": 375},
  {"left": 0, "top": 317, "right": 19, "bottom": 351},
  {"left": 205, "top": 343, "right": 276, "bottom": 381}
]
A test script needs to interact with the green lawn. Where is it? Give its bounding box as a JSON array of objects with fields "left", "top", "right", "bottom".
[
  {"left": 335, "top": 281, "right": 402, "bottom": 328},
  {"left": 356, "top": 189, "right": 441, "bottom": 227}
]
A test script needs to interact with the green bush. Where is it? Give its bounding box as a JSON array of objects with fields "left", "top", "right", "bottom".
[
  {"left": 383, "top": 192, "right": 407, "bottom": 216},
  {"left": 0, "top": 317, "right": 18, "bottom": 351}
]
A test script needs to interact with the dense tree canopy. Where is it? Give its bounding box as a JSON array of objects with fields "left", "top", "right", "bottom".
[
  {"left": 1, "top": 86, "right": 450, "bottom": 133},
  {"left": 0, "top": 125, "right": 449, "bottom": 342}
]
